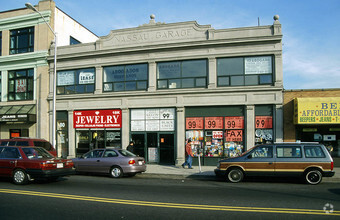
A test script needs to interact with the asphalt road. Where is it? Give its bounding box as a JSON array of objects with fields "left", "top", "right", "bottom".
[{"left": 0, "top": 174, "right": 339, "bottom": 220}]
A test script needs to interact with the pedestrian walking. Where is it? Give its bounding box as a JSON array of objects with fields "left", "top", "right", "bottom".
[
  {"left": 127, "top": 141, "right": 134, "bottom": 154},
  {"left": 182, "top": 139, "right": 193, "bottom": 169}
]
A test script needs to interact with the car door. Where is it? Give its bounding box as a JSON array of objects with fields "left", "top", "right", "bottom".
[
  {"left": 244, "top": 145, "right": 275, "bottom": 176},
  {"left": 275, "top": 145, "right": 303, "bottom": 176},
  {"left": 0, "top": 147, "right": 21, "bottom": 176},
  {"left": 96, "top": 149, "right": 119, "bottom": 173},
  {"left": 75, "top": 149, "right": 105, "bottom": 172}
]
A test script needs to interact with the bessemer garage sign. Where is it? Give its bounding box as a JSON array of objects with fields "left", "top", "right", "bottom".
[
  {"left": 73, "top": 109, "right": 122, "bottom": 128},
  {"left": 294, "top": 97, "right": 340, "bottom": 124}
]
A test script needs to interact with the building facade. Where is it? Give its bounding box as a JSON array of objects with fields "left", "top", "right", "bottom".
[
  {"left": 284, "top": 89, "right": 340, "bottom": 159},
  {"left": 0, "top": 0, "right": 98, "bottom": 151},
  {"left": 52, "top": 15, "right": 283, "bottom": 165}
]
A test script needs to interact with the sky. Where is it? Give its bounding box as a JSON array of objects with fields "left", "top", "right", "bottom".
[{"left": 1, "top": 0, "right": 340, "bottom": 90}]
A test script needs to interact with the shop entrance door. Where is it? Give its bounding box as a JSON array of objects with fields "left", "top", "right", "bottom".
[
  {"left": 90, "top": 130, "right": 105, "bottom": 150},
  {"left": 131, "top": 132, "right": 175, "bottom": 164},
  {"left": 131, "top": 134, "right": 145, "bottom": 158},
  {"left": 159, "top": 133, "right": 175, "bottom": 165}
]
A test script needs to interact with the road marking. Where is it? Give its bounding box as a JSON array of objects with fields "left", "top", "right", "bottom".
[{"left": 0, "top": 188, "right": 339, "bottom": 216}]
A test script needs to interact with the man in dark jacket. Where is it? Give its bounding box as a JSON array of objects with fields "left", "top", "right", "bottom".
[{"left": 127, "top": 141, "right": 134, "bottom": 153}]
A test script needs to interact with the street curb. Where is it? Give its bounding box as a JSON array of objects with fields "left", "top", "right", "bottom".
[{"left": 137, "top": 173, "right": 340, "bottom": 183}]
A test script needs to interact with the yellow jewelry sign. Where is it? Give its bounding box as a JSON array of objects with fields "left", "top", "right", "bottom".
[{"left": 294, "top": 97, "right": 340, "bottom": 124}]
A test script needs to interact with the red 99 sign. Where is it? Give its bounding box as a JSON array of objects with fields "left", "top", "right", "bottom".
[
  {"left": 225, "top": 116, "right": 244, "bottom": 129},
  {"left": 255, "top": 116, "right": 273, "bottom": 128},
  {"left": 205, "top": 117, "right": 223, "bottom": 129},
  {"left": 186, "top": 117, "right": 203, "bottom": 129}
]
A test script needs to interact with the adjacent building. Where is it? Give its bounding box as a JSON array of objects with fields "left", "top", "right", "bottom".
[
  {"left": 52, "top": 15, "right": 283, "bottom": 165},
  {"left": 0, "top": 0, "right": 98, "bottom": 152},
  {"left": 284, "top": 89, "right": 340, "bottom": 159}
]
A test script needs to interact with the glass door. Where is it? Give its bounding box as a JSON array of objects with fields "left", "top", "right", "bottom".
[
  {"left": 147, "top": 133, "right": 158, "bottom": 163},
  {"left": 159, "top": 133, "right": 175, "bottom": 165},
  {"left": 131, "top": 134, "right": 145, "bottom": 158}
]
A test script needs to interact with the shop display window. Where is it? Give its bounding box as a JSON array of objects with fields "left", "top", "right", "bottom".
[
  {"left": 255, "top": 105, "right": 273, "bottom": 145},
  {"left": 185, "top": 116, "right": 245, "bottom": 159}
]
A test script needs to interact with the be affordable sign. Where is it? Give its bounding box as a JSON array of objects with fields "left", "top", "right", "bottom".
[{"left": 74, "top": 109, "right": 122, "bottom": 128}]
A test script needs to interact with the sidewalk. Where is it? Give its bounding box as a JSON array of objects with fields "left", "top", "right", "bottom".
[{"left": 142, "top": 164, "right": 340, "bottom": 183}]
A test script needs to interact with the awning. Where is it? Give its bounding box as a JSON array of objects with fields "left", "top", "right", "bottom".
[
  {"left": 294, "top": 97, "right": 340, "bottom": 124},
  {"left": 0, "top": 104, "right": 36, "bottom": 123}
]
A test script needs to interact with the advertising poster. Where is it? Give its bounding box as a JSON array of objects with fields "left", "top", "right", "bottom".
[{"left": 73, "top": 109, "right": 122, "bottom": 128}]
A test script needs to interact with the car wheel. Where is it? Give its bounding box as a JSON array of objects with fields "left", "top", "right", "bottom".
[
  {"left": 13, "top": 169, "right": 29, "bottom": 185},
  {"left": 110, "top": 166, "right": 123, "bottom": 178},
  {"left": 227, "top": 168, "right": 244, "bottom": 183},
  {"left": 305, "top": 169, "right": 322, "bottom": 185}
]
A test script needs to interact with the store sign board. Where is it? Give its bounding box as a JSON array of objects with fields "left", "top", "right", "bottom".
[
  {"left": 186, "top": 117, "right": 204, "bottom": 129},
  {"left": 294, "top": 97, "right": 340, "bottom": 124},
  {"left": 255, "top": 116, "right": 273, "bottom": 129},
  {"left": 205, "top": 117, "right": 223, "bottom": 129},
  {"left": 73, "top": 109, "right": 121, "bottom": 128},
  {"left": 160, "top": 120, "right": 174, "bottom": 131},
  {"left": 146, "top": 120, "right": 159, "bottom": 131},
  {"left": 213, "top": 131, "right": 223, "bottom": 139},
  {"left": 225, "top": 116, "right": 244, "bottom": 129},
  {"left": 131, "top": 120, "right": 145, "bottom": 131},
  {"left": 225, "top": 130, "right": 243, "bottom": 142}
]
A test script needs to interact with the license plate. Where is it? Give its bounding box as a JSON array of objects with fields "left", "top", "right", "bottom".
[
  {"left": 138, "top": 161, "right": 143, "bottom": 165},
  {"left": 57, "top": 163, "right": 64, "bottom": 168}
]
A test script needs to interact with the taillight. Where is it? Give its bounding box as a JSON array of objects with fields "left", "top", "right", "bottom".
[
  {"left": 40, "top": 161, "right": 56, "bottom": 169},
  {"left": 331, "top": 162, "right": 334, "bottom": 171},
  {"left": 128, "top": 160, "right": 136, "bottom": 165}
]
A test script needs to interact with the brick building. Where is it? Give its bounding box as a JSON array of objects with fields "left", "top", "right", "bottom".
[{"left": 284, "top": 89, "right": 340, "bottom": 160}]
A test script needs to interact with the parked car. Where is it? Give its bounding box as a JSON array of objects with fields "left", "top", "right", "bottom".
[
  {"left": 0, "top": 146, "right": 74, "bottom": 185},
  {"left": 0, "top": 138, "right": 57, "bottom": 157},
  {"left": 72, "top": 148, "right": 146, "bottom": 178},
  {"left": 215, "top": 142, "right": 335, "bottom": 185}
]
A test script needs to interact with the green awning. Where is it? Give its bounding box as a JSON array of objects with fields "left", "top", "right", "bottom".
[{"left": 0, "top": 105, "right": 36, "bottom": 123}]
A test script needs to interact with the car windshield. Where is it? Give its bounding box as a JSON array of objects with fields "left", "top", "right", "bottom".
[
  {"left": 118, "top": 149, "right": 136, "bottom": 157},
  {"left": 22, "top": 147, "right": 53, "bottom": 159}
]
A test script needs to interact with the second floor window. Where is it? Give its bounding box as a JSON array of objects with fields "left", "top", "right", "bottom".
[
  {"left": 57, "top": 68, "right": 95, "bottom": 95},
  {"left": 217, "top": 56, "right": 273, "bottom": 87},
  {"left": 103, "top": 64, "right": 148, "bottom": 92},
  {"left": 157, "top": 59, "right": 207, "bottom": 89},
  {"left": 10, "top": 27, "right": 34, "bottom": 54},
  {"left": 8, "top": 69, "right": 34, "bottom": 101}
]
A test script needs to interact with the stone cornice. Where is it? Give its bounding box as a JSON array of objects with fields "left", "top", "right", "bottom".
[{"left": 0, "top": 10, "right": 51, "bottom": 31}]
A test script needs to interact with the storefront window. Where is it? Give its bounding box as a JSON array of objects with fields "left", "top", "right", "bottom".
[
  {"left": 217, "top": 56, "right": 273, "bottom": 87},
  {"left": 157, "top": 60, "right": 207, "bottom": 89},
  {"left": 57, "top": 68, "right": 95, "bottom": 94},
  {"left": 103, "top": 63, "right": 148, "bottom": 92},
  {"left": 8, "top": 69, "right": 34, "bottom": 101},
  {"left": 255, "top": 105, "right": 273, "bottom": 144},
  {"left": 185, "top": 106, "right": 245, "bottom": 165}
]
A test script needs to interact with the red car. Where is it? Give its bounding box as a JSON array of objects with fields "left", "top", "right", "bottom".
[{"left": 0, "top": 146, "right": 74, "bottom": 184}]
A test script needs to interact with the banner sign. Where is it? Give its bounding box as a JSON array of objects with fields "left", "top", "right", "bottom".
[
  {"left": 74, "top": 109, "right": 121, "bottom": 128},
  {"left": 225, "top": 130, "right": 243, "bottom": 142},
  {"left": 186, "top": 117, "right": 204, "bottom": 129},
  {"left": 255, "top": 116, "right": 273, "bottom": 129},
  {"left": 245, "top": 56, "right": 272, "bottom": 74},
  {"left": 16, "top": 79, "right": 27, "bottom": 93},
  {"left": 294, "top": 97, "right": 340, "bottom": 124},
  {"left": 225, "top": 116, "right": 244, "bottom": 129}
]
